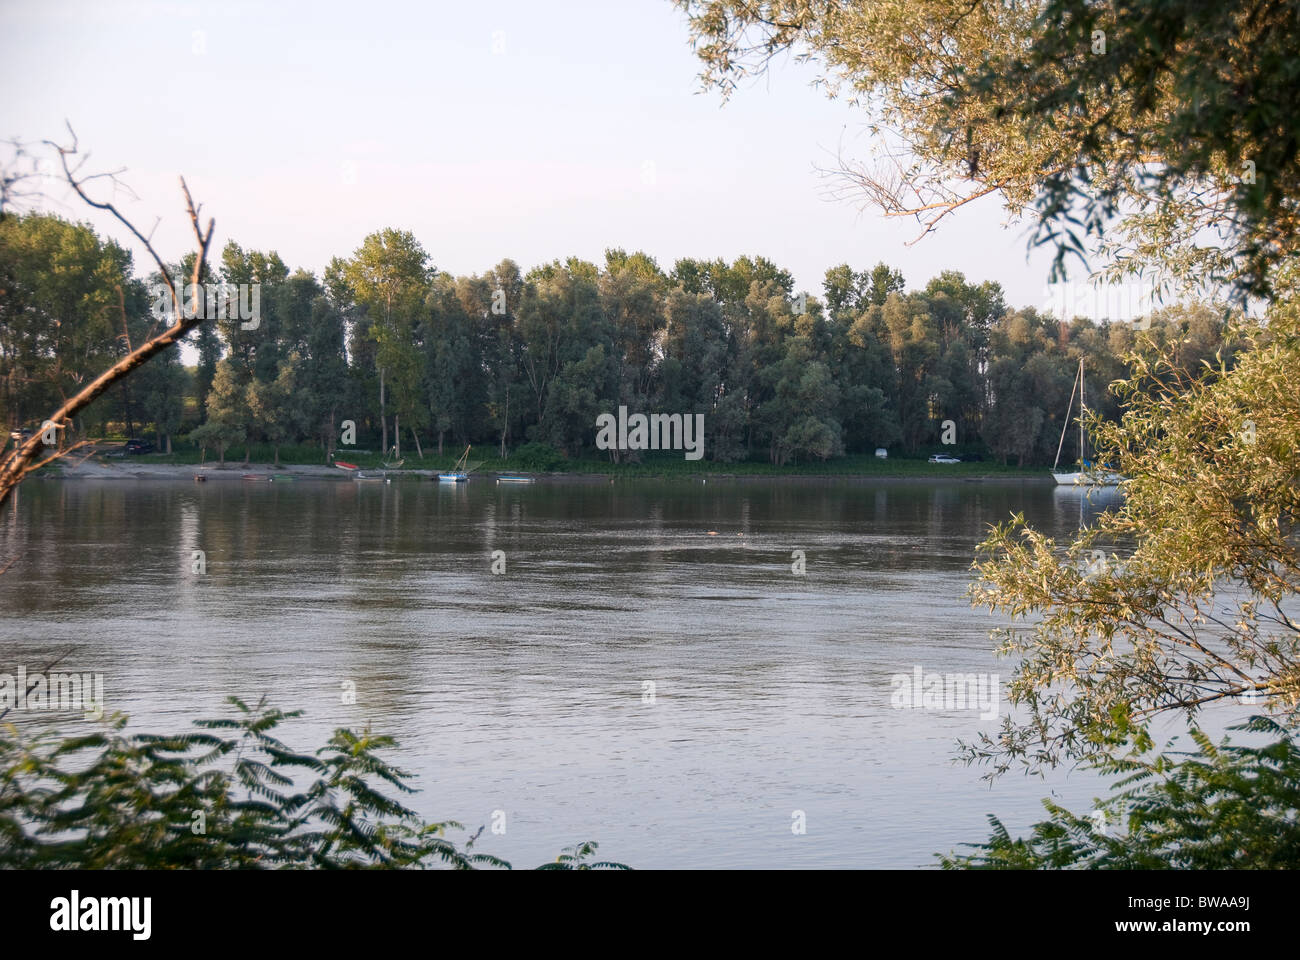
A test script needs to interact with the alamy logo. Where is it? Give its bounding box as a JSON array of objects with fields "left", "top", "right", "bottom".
[
  {"left": 1041, "top": 280, "right": 1157, "bottom": 326},
  {"left": 50, "top": 891, "right": 151, "bottom": 940},
  {"left": 889, "top": 665, "right": 1000, "bottom": 721},
  {"left": 150, "top": 281, "right": 260, "bottom": 330},
  {"left": 0, "top": 666, "right": 104, "bottom": 720},
  {"left": 595, "top": 406, "right": 704, "bottom": 461}
]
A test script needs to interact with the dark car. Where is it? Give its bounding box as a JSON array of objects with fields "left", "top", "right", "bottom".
[{"left": 125, "top": 438, "right": 155, "bottom": 455}]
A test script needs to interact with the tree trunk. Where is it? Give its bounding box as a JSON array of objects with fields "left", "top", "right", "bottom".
[
  {"left": 121, "top": 382, "right": 135, "bottom": 439},
  {"left": 412, "top": 427, "right": 423, "bottom": 459},
  {"left": 438, "top": 430, "right": 444, "bottom": 457},
  {"left": 274, "top": 443, "right": 280, "bottom": 467},
  {"left": 500, "top": 385, "right": 509, "bottom": 458},
  {"left": 395, "top": 414, "right": 401, "bottom": 459},
  {"left": 379, "top": 368, "right": 387, "bottom": 454}
]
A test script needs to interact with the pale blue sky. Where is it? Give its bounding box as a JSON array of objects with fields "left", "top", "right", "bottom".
[{"left": 1, "top": 0, "right": 1065, "bottom": 308}]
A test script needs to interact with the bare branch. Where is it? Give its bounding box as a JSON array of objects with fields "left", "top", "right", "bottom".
[{"left": 0, "top": 131, "right": 217, "bottom": 512}]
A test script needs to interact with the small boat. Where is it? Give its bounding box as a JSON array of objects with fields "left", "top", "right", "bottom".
[
  {"left": 496, "top": 475, "right": 535, "bottom": 484},
  {"left": 193, "top": 475, "right": 206, "bottom": 482},
  {"left": 1052, "top": 358, "right": 1125, "bottom": 487},
  {"left": 241, "top": 474, "right": 270, "bottom": 482},
  {"left": 355, "top": 473, "right": 387, "bottom": 483},
  {"left": 438, "top": 445, "right": 473, "bottom": 482},
  {"left": 333, "top": 460, "right": 359, "bottom": 471}
]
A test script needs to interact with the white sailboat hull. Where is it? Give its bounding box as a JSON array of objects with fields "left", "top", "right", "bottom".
[{"left": 1053, "top": 471, "right": 1124, "bottom": 487}]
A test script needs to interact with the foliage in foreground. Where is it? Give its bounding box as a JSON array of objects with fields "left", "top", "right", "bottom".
[
  {"left": 941, "top": 717, "right": 1300, "bottom": 869},
  {"left": 0, "top": 697, "right": 627, "bottom": 870},
  {"left": 965, "top": 303, "right": 1300, "bottom": 777}
]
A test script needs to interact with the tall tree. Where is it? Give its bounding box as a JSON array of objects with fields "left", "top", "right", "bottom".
[{"left": 338, "top": 229, "right": 433, "bottom": 456}]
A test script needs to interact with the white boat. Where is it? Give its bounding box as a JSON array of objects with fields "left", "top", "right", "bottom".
[
  {"left": 438, "top": 445, "right": 472, "bottom": 482},
  {"left": 496, "top": 475, "right": 535, "bottom": 484},
  {"left": 1053, "top": 469, "right": 1124, "bottom": 487},
  {"left": 1052, "top": 358, "right": 1125, "bottom": 487}
]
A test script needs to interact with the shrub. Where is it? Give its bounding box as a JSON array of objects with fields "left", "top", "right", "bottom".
[
  {"left": 940, "top": 717, "right": 1300, "bottom": 869},
  {"left": 0, "top": 697, "right": 626, "bottom": 870},
  {"left": 509, "top": 442, "right": 564, "bottom": 472}
]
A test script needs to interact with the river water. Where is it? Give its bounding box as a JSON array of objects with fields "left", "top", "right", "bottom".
[{"left": 2, "top": 475, "right": 1128, "bottom": 868}]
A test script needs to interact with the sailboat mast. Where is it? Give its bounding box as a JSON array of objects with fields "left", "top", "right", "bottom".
[
  {"left": 1079, "top": 357, "right": 1085, "bottom": 467},
  {"left": 1053, "top": 358, "right": 1081, "bottom": 472}
]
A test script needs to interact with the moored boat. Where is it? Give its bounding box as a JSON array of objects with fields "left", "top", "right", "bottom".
[
  {"left": 1052, "top": 358, "right": 1125, "bottom": 487},
  {"left": 438, "top": 445, "right": 474, "bottom": 482}
]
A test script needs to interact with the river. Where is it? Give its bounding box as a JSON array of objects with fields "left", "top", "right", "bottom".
[{"left": 2, "top": 475, "right": 1125, "bottom": 867}]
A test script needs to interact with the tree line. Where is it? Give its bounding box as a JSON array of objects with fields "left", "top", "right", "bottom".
[{"left": 0, "top": 214, "right": 1235, "bottom": 467}]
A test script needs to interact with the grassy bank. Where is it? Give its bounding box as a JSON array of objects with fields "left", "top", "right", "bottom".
[{"left": 123, "top": 441, "right": 1045, "bottom": 479}]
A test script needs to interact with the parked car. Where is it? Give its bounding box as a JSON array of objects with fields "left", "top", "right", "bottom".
[
  {"left": 874, "top": 447, "right": 888, "bottom": 459},
  {"left": 928, "top": 454, "right": 961, "bottom": 464},
  {"left": 125, "top": 438, "right": 155, "bottom": 455}
]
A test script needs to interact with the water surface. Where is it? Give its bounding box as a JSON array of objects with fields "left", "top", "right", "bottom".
[{"left": 2, "top": 476, "right": 1126, "bottom": 867}]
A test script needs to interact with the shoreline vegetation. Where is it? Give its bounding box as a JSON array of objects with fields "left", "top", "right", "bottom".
[
  {"left": 35, "top": 443, "right": 1051, "bottom": 483},
  {"left": 3, "top": 214, "right": 1237, "bottom": 490}
]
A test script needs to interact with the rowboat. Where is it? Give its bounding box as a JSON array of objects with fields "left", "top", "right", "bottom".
[
  {"left": 333, "top": 460, "right": 359, "bottom": 471},
  {"left": 496, "top": 475, "right": 535, "bottom": 484}
]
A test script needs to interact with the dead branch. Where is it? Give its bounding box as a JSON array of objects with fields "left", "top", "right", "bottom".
[{"left": 0, "top": 127, "right": 216, "bottom": 512}]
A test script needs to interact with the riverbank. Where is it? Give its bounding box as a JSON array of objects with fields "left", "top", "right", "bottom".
[{"left": 39, "top": 451, "right": 1053, "bottom": 483}]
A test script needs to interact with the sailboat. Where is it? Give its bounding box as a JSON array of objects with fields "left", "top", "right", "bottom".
[
  {"left": 1052, "top": 358, "right": 1124, "bottom": 486},
  {"left": 439, "top": 444, "right": 472, "bottom": 482}
]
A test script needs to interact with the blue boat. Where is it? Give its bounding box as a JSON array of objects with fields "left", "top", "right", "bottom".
[{"left": 438, "top": 445, "right": 472, "bottom": 482}]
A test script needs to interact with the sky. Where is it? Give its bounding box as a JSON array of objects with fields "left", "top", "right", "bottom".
[{"left": 1, "top": 0, "right": 1072, "bottom": 311}]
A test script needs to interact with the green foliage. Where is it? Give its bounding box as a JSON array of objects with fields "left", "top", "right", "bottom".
[
  {"left": 0, "top": 697, "right": 627, "bottom": 870},
  {"left": 537, "top": 841, "right": 631, "bottom": 871},
  {"left": 510, "top": 441, "right": 564, "bottom": 471},
  {"left": 0, "top": 213, "right": 131, "bottom": 436},
  {"left": 674, "top": 0, "right": 1298, "bottom": 300},
  {"left": 967, "top": 302, "right": 1300, "bottom": 776},
  {"left": 971, "top": 0, "right": 1300, "bottom": 300},
  {"left": 941, "top": 717, "right": 1300, "bottom": 869},
  {"left": 6, "top": 210, "right": 1243, "bottom": 473}
]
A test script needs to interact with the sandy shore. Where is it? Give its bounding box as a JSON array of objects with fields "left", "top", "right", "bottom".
[{"left": 57, "top": 457, "right": 354, "bottom": 480}]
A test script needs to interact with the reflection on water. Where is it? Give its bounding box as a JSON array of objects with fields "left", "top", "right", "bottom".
[{"left": 2, "top": 476, "right": 1128, "bottom": 867}]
